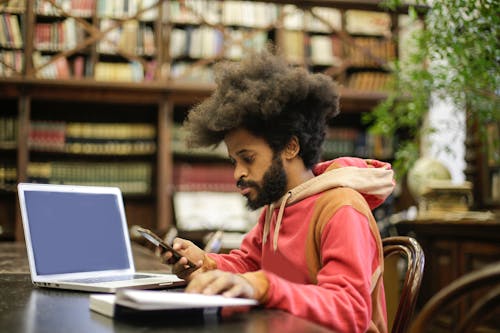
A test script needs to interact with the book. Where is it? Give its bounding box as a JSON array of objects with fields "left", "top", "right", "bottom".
[
  {"left": 417, "top": 180, "right": 474, "bottom": 218},
  {"left": 89, "top": 289, "right": 258, "bottom": 318}
]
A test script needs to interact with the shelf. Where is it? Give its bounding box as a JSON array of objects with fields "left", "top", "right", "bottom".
[
  {"left": 0, "top": 0, "right": 416, "bottom": 241},
  {"left": 0, "top": 78, "right": 387, "bottom": 111}
]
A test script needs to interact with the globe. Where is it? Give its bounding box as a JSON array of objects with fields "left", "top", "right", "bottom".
[{"left": 407, "top": 157, "right": 452, "bottom": 201}]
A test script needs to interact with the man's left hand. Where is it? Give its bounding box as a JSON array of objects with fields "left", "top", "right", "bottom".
[{"left": 185, "top": 270, "right": 255, "bottom": 299}]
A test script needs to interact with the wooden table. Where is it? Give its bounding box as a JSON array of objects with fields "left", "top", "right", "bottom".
[{"left": 0, "top": 242, "right": 334, "bottom": 333}]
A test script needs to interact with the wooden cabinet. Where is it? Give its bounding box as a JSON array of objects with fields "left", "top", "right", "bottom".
[
  {"left": 1, "top": 0, "right": 418, "bottom": 241},
  {"left": 396, "top": 219, "right": 500, "bottom": 330}
]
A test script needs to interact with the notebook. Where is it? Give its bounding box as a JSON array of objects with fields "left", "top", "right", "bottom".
[
  {"left": 17, "top": 182, "right": 185, "bottom": 293},
  {"left": 89, "top": 289, "right": 257, "bottom": 318}
]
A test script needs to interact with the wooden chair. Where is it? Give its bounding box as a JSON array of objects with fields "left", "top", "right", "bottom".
[
  {"left": 409, "top": 262, "right": 500, "bottom": 333},
  {"left": 383, "top": 236, "right": 425, "bottom": 333}
]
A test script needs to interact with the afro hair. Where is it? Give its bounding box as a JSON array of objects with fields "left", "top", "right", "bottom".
[{"left": 183, "top": 48, "right": 340, "bottom": 168}]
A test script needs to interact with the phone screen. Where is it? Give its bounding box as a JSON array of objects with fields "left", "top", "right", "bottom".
[{"left": 136, "top": 227, "right": 195, "bottom": 268}]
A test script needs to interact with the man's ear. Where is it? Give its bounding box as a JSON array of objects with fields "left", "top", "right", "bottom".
[{"left": 283, "top": 136, "right": 300, "bottom": 159}]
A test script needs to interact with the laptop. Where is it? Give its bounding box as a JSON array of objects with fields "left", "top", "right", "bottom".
[{"left": 17, "top": 182, "right": 185, "bottom": 293}]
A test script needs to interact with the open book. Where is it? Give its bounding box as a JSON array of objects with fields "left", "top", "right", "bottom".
[{"left": 90, "top": 289, "right": 258, "bottom": 318}]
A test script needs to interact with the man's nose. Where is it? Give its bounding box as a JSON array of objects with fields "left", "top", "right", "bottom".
[{"left": 233, "top": 164, "right": 248, "bottom": 181}]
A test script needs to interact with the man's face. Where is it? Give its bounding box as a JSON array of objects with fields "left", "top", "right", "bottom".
[{"left": 225, "top": 128, "right": 288, "bottom": 210}]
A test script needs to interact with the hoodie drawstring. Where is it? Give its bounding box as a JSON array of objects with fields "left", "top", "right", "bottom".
[
  {"left": 262, "top": 203, "right": 273, "bottom": 246},
  {"left": 263, "top": 191, "right": 292, "bottom": 252}
]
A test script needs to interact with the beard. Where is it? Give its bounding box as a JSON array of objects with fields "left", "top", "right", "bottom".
[{"left": 240, "top": 155, "right": 288, "bottom": 210}]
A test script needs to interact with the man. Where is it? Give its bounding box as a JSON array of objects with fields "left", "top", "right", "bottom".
[{"left": 163, "top": 49, "right": 394, "bottom": 332}]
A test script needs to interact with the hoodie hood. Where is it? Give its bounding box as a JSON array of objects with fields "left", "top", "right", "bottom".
[{"left": 263, "top": 157, "right": 395, "bottom": 250}]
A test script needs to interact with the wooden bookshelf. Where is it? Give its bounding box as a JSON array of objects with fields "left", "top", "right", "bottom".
[{"left": 0, "top": 0, "right": 421, "bottom": 241}]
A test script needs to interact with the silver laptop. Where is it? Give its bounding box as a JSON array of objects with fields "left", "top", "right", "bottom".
[{"left": 18, "top": 183, "right": 184, "bottom": 293}]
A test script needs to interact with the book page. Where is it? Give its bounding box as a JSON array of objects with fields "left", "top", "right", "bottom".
[{"left": 116, "top": 289, "right": 258, "bottom": 310}]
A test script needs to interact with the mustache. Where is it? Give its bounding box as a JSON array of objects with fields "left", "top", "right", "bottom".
[{"left": 236, "top": 178, "right": 258, "bottom": 189}]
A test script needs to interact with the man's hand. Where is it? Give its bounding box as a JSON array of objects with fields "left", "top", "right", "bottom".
[
  {"left": 185, "top": 270, "right": 255, "bottom": 299},
  {"left": 156, "top": 237, "right": 206, "bottom": 280}
]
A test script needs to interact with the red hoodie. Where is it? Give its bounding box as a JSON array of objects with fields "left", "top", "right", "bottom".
[{"left": 206, "top": 157, "right": 394, "bottom": 332}]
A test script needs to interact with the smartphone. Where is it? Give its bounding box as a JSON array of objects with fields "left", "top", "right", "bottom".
[{"left": 136, "top": 227, "right": 196, "bottom": 268}]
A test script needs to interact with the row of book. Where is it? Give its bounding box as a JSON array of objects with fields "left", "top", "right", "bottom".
[
  {"left": 18, "top": 1, "right": 391, "bottom": 36},
  {"left": 347, "top": 38, "right": 396, "bottom": 67},
  {"left": 169, "top": 27, "right": 342, "bottom": 67},
  {"left": 491, "top": 171, "right": 500, "bottom": 202},
  {"left": 2, "top": 160, "right": 233, "bottom": 195},
  {"left": 169, "top": 61, "right": 214, "bottom": 83},
  {"left": 169, "top": 26, "right": 223, "bottom": 60},
  {"left": 0, "top": 162, "right": 16, "bottom": 192},
  {"left": 167, "top": 2, "right": 385, "bottom": 35},
  {"left": 94, "top": 60, "right": 146, "bottom": 82},
  {"left": 98, "top": 19, "right": 156, "bottom": 56},
  {"left": 170, "top": 67, "right": 393, "bottom": 92},
  {"left": 28, "top": 1, "right": 390, "bottom": 37},
  {"left": 345, "top": 10, "right": 392, "bottom": 36},
  {"left": 167, "top": 0, "right": 221, "bottom": 26},
  {"left": 173, "top": 162, "right": 235, "bottom": 192},
  {"left": 97, "top": 0, "right": 158, "bottom": 21},
  {"left": 34, "top": 0, "right": 156, "bottom": 20},
  {"left": 34, "top": 17, "right": 157, "bottom": 58},
  {"left": 0, "top": 117, "right": 17, "bottom": 148},
  {"left": 322, "top": 127, "right": 394, "bottom": 160},
  {"left": 346, "top": 72, "right": 393, "bottom": 92},
  {"left": 0, "top": 13, "right": 23, "bottom": 48},
  {"left": 28, "top": 161, "right": 152, "bottom": 194},
  {"left": 224, "top": 29, "right": 267, "bottom": 60},
  {"left": 169, "top": 26, "right": 268, "bottom": 61},
  {"left": 35, "top": 0, "right": 95, "bottom": 18},
  {"left": 33, "top": 52, "right": 76, "bottom": 79},
  {"left": 284, "top": 33, "right": 396, "bottom": 68},
  {"left": 308, "top": 35, "right": 342, "bottom": 66},
  {"left": 34, "top": 17, "right": 82, "bottom": 52},
  {"left": 32, "top": 52, "right": 155, "bottom": 81},
  {"left": 0, "top": 0, "right": 25, "bottom": 12},
  {"left": 166, "top": 0, "right": 278, "bottom": 29},
  {"left": 26, "top": 120, "right": 157, "bottom": 155},
  {"left": 281, "top": 5, "right": 341, "bottom": 33},
  {"left": 0, "top": 50, "right": 23, "bottom": 76},
  {"left": 274, "top": 31, "right": 346, "bottom": 66}
]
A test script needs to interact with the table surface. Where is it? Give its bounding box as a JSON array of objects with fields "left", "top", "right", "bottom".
[{"left": 0, "top": 242, "right": 333, "bottom": 333}]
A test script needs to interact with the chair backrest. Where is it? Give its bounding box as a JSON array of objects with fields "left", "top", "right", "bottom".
[
  {"left": 383, "top": 236, "right": 425, "bottom": 333},
  {"left": 409, "top": 262, "right": 500, "bottom": 333}
]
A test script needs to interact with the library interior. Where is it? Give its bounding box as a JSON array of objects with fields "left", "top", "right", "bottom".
[{"left": 1, "top": 1, "right": 499, "bottom": 332}]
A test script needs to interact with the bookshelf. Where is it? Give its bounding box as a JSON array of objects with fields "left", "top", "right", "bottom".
[
  {"left": 465, "top": 119, "right": 500, "bottom": 211},
  {"left": 1, "top": 0, "right": 420, "bottom": 241}
]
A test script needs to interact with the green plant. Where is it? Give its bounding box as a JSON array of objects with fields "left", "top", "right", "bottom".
[{"left": 364, "top": 0, "right": 500, "bottom": 179}]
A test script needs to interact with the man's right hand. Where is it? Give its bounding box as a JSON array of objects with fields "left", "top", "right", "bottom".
[{"left": 157, "top": 237, "right": 207, "bottom": 281}]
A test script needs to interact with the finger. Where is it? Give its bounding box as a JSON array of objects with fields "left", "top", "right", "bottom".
[
  {"left": 223, "top": 280, "right": 254, "bottom": 299},
  {"left": 172, "top": 259, "right": 202, "bottom": 279},
  {"left": 201, "top": 273, "right": 235, "bottom": 295},
  {"left": 176, "top": 265, "right": 199, "bottom": 280},
  {"left": 160, "top": 251, "right": 177, "bottom": 265},
  {"left": 185, "top": 271, "right": 221, "bottom": 294},
  {"left": 170, "top": 256, "right": 188, "bottom": 268},
  {"left": 172, "top": 238, "right": 190, "bottom": 251},
  {"left": 222, "top": 284, "right": 244, "bottom": 298}
]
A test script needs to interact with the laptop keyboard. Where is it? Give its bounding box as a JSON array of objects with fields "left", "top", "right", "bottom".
[{"left": 64, "top": 274, "right": 152, "bottom": 284}]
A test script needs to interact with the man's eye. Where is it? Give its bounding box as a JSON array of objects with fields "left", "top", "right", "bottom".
[{"left": 242, "top": 156, "right": 254, "bottom": 164}]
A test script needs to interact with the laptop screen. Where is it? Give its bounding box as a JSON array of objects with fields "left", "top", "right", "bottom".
[{"left": 24, "top": 190, "right": 130, "bottom": 275}]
